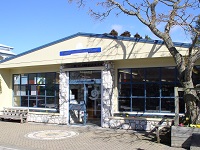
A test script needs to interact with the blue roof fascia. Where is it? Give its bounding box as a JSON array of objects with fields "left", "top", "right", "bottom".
[
  {"left": 80, "top": 32, "right": 191, "bottom": 48},
  {"left": 0, "top": 32, "right": 191, "bottom": 64}
]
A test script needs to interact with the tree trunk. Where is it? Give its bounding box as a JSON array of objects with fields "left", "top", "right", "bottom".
[{"left": 183, "top": 81, "right": 200, "bottom": 124}]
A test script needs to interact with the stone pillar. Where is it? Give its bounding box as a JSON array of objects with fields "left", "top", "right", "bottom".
[
  {"left": 59, "top": 65, "right": 69, "bottom": 124},
  {"left": 102, "top": 61, "right": 114, "bottom": 128}
]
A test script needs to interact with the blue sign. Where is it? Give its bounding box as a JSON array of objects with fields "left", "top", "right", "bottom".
[{"left": 60, "top": 47, "right": 101, "bottom": 56}]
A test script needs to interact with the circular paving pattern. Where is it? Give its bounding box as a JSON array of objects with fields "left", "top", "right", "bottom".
[{"left": 25, "top": 130, "right": 79, "bottom": 140}]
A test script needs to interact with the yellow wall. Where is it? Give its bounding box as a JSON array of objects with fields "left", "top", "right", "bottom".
[
  {"left": 0, "top": 65, "right": 60, "bottom": 109},
  {"left": 0, "top": 35, "right": 188, "bottom": 69},
  {"left": 0, "top": 69, "right": 12, "bottom": 109}
]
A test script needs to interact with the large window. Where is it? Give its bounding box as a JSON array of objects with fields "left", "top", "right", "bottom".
[
  {"left": 118, "top": 67, "right": 185, "bottom": 113},
  {"left": 13, "top": 72, "right": 59, "bottom": 112}
]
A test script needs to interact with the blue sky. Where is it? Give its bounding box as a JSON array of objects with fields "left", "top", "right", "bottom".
[{"left": 0, "top": 0, "right": 192, "bottom": 55}]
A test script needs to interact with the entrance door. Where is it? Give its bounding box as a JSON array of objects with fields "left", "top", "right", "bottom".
[{"left": 69, "top": 71, "right": 101, "bottom": 125}]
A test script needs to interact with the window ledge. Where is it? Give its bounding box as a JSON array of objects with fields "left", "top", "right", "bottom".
[
  {"left": 29, "top": 112, "right": 60, "bottom": 115},
  {"left": 109, "top": 116, "right": 174, "bottom": 121}
]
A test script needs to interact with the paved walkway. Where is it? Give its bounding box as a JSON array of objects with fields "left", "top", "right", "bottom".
[{"left": 0, "top": 121, "right": 186, "bottom": 150}]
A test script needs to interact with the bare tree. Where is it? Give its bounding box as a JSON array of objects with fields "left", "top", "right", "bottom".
[
  {"left": 69, "top": 0, "right": 200, "bottom": 124},
  {"left": 193, "top": 17, "right": 200, "bottom": 44}
]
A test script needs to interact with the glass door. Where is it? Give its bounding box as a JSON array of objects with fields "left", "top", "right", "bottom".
[{"left": 69, "top": 70, "right": 101, "bottom": 125}]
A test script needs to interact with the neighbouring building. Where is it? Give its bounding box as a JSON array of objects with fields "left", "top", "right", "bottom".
[
  {"left": 0, "top": 44, "right": 15, "bottom": 60},
  {"left": 0, "top": 32, "right": 197, "bottom": 130}
]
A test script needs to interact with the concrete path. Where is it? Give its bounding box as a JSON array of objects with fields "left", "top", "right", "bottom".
[{"left": 0, "top": 121, "right": 186, "bottom": 150}]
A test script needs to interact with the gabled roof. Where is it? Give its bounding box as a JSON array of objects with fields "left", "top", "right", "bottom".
[{"left": 0, "top": 32, "right": 191, "bottom": 64}]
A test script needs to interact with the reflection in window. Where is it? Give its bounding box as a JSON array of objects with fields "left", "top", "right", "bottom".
[
  {"left": 161, "top": 84, "right": 175, "bottom": 96},
  {"left": 70, "top": 70, "right": 101, "bottom": 80},
  {"left": 161, "top": 98, "right": 174, "bottom": 112},
  {"left": 118, "top": 69, "right": 131, "bottom": 83},
  {"left": 14, "top": 85, "right": 20, "bottom": 96},
  {"left": 21, "top": 74, "right": 28, "bottom": 84},
  {"left": 13, "top": 75, "right": 20, "bottom": 85},
  {"left": 146, "top": 83, "right": 160, "bottom": 97},
  {"left": 132, "top": 68, "right": 145, "bottom": 82},
  {"left": 161, "top": 67, "right": 176, "bottom": 82},
  {"left": 118, "top": 84, "right": 131, "bottom": 97},
  {"left": 12, "top": 72, "right": 59, "bottom": 112},
  {"left": 29, "top": 74, "right": 36, "bottom": 84},
  {"left": 146, "top": 98, "right": 159, "bottom": 112},
  {"left": 146, "top": 68, "right": 160, "bottom": 82},
  {"left": 118, "top": 98, "right": 131, "bottom": 111},
  {"left": 118, "top": 67, "right": 185, "bottom": 114}
]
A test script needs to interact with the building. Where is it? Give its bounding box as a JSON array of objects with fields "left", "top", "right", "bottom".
[
  {"left": 0, "top": 44, "right": 15, "bottom": 60},
  {"left": 0, "top": 32, "right": 197, "bottom": 130}
]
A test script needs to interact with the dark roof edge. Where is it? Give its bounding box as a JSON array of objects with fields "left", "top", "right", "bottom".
[{"left": 0, "top": 32, "right": 191, "bottom": 64}]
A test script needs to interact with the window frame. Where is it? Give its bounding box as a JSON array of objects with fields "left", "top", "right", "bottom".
[
  {"left": 13, "top": 72, "right": 59, "bottom": 113},
  {"left": 118, "top": 67, "right": 183, "bottom": 114}
]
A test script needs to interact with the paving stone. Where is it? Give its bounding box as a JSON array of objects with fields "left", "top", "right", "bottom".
[{"left": 0, "top": 121, "right": 186, "bottom": 150}]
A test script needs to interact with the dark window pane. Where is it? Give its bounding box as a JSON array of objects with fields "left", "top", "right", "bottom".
[
  {"left": 146, "top": 68, "right": 160, "bottom": 82},
  {"left": 46, "top": 73, "right": 55, "bottom": 84},
  {"left": 132, "top": 98, "right": 144, "bottom": 111},
  {"left": 132, "top": 84, "right": 144, "bottom": 96},
  {"left": 56, "top": 73, "right": 59, "bottom": 84},
  {"left": 21, "top": 96, "right": 28, "bottom": 107},
  {"left": 118, "top": 84, "right": 131, "bottom": 97},
  {"left": 55, "top": 96, "right": 59, "bottom": 110},
  {"left": 132, "top": 68, "right": 145, "bottom": 82},
  {"left": 55, "top": 84, "right": 59, "bottom": 97},
  {"left": 118, "top": 98, "right": 131, "bottom": 111},
  {"left": 118, "top": 69, "right": 131, "bottom": 82},
  {"left": 46, "top": 97, "right": 56, "bottom": 108},
  {"left": 179, "top": 98, "right": 185, "bottom": 113},
  {"left": 88, "top": 70, "right": 101, "bottom": 79},
  {"left": 37, "top": 97, "right": 45, "bottom": 108},
  {"left": 46, "top": 85, "right": 55, "bottom": 96},
  {"left": 192, "top": 66, "right": 200, "bottom": 85},
  {"left": 146, "top": 83, "right": 160, "bottom": 97},
  {"left": 161, "top": 84, "right": 175, "bottom": 97},
  {"left": 146, "top": 98, "right": 159, "bottom": 112},
  {"left": 161, "top": 67, "right": 176, "bottom": 82},
  {"left": 178, "top": 91, "right": 184, "bottom": 97},
  {"left": 37, "top": 85, "right": 45, "bottom": 95},
  {"left": 161, "top": 98, "right": 174, "bottom": 113},
  {"left": 70, "top": 71, "right": 81, "bottom": 80},
  {"left": 29, "top": 74, "right": 37, "bottom": 84},
  {"left": 70, "top": 70, "right": 101, "bottom": 80},
  {"left": 29, "top": 96, "right": 37, "bottom": 107}
]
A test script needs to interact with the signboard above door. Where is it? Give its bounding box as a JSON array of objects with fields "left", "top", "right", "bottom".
[{"left": 60, "top": 47, "right": 101, "bottom": 56}]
